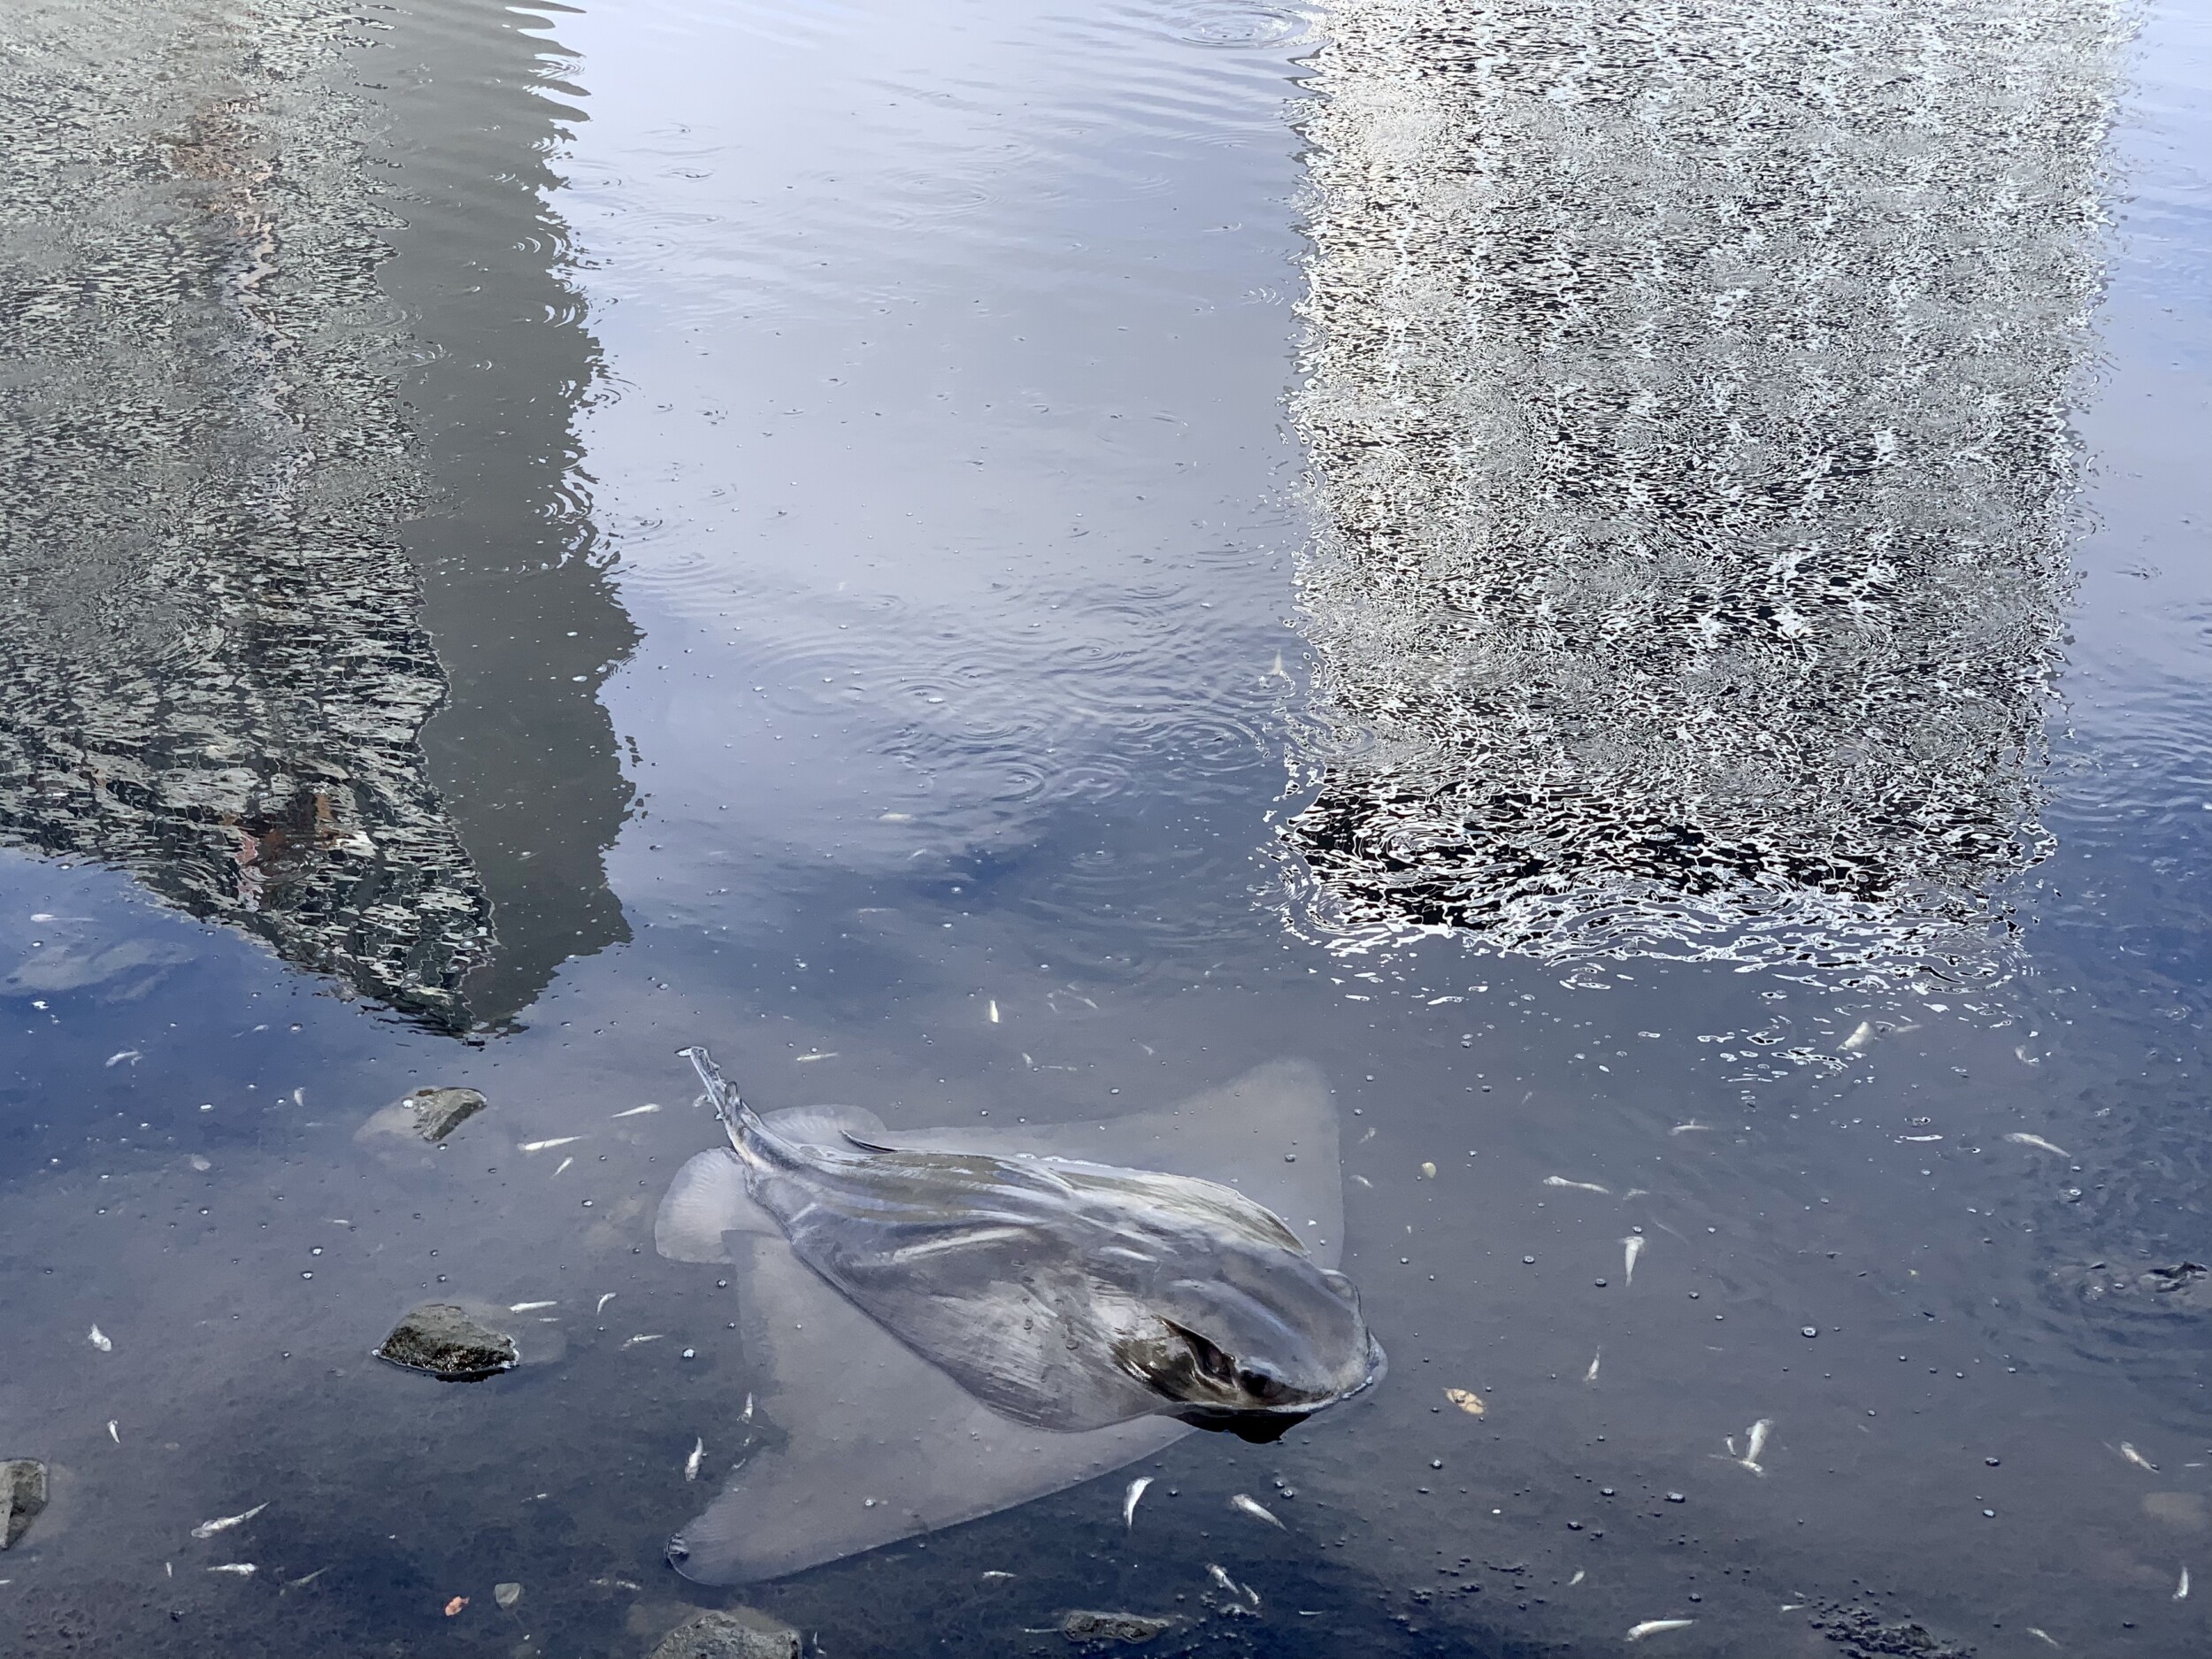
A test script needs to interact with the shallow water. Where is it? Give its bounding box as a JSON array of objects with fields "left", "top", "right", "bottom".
[{"left": 2, "top": 0, "right": 2210, "bottom": 1654}]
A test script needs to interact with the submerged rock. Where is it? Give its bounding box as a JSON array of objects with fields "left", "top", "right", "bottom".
[
  {"left": 646, "top": 1609, "right": 802, "bottom": 1659},
  {"left": 376, "top": 1302, "right": 518, "bottom": 1381},
  {"left": 356, "top": 1084, "right": 487, "bottom": 1150},
  {"left": 1, "top": 1459, "right": 49, "bottom": 1549},
  {"left": 1060, "top": 1611, "right": 1174, "bottom": 1645}
]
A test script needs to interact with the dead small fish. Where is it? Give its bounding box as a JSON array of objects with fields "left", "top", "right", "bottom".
[
  {"left": 1725, "top": 1417, "right": 1772, "bottom": 1475},
  {"left": 88, "top": 1325, "right": 112, "bottom": 1352},
  {"left": 1418, "top": 1161, "right": 1437, "bottom": 1179},
  {"left": 1444, "top": 1387, "right": 1486, "bottom": 1416},
  {"left": 1622, "top": 1235, "right": 1645, "bottom": 1285},
  {"left": 106, "top": 1420, "right": 119, "bottom": 1444},
  {"left": 596, "top": 1293, "right": 618, "bottom": 1313},
  {"left": 1124, "top": 1475, "right": 1153, "bottom": 1527},
  {"left": 508, "top": 1300, "right": 557, "bottom": 1312},
  {"left": 2119, "top": 1441, "right": 2158, "bottom": 1472},
  {"left": 1569, "top": 1570, "right": 1585, "bottom": 1586},
  {"left": 191, "top": 1502, "right": 268, "bottom": 1539},
  {"left": 621, "top": 1333, "right": 665, "bottom": 1348},
  {"left": 1230, "top": 1493, "right": 1284, "bottom": 1528},
  {"left": 2177, "top": 1566, "right": 2191, "bottom": 1601},
  {"left": 981, "top": 1570, "right": 1016, "bottom": 1582},
  {"left": 686, "top": 1438, "right": 705, "bottom": 1481},
  {"left": 1626, "top": 1619, "right": 1695, "bottom": 1641},
  {"left": 1901, "top": 1134, "right": 1943, "bottom": 1143},
  {"left": 793, "top": 1052, "right": 839, "bottom": 1063},
  {"left": 1543, "top": 1176, "right": 1610, "bottom": 1194},
  {"left": 1206, "top": 1563, "right": 1260, "bottom": 1607},
  {"left": 1350, "top": 1173, "right": 1373, "bottom": 1188},
  {"left": 2005, "top": 1133, "right": 2071, "bottom": 1158},
  {"left": 207, "top": 1563, "right": 257, "bottom": 1578},
  {"left": 520, "top": 1136, "right": 585, "bottom": 1153},
  {"left": 1669, "top": 1121, "right": 1712, "bottom": 1135},
  {"left": 554, "top": 1156, "right": 573, "bottom": 1176},
  {"left": 105, "top": 1050, "right": 142, "bottom": 1067},
  {"left": 612, "top": 1103, "right": 663, "bottom": 1118},
  {"left": 1584, "top": 1350, "right": 1601, "bottom": 1384},
  {"left": 287, "top": 1567, "right": 329, "bottom": 1589},
  {"left": 1840, "top": 1021, "right": 1877, "bottom": 1053},
  {"left": 2026, "top": 1630, "right": 2060, "bottom": 1648},
  {"left": 987, "top": 1001, "right": 1001, "bottom": 1023}
]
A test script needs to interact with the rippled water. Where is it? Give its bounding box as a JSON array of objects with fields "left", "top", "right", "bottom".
[{"left": 3, "top": 0, "right": 2211, "bottom": 1655}]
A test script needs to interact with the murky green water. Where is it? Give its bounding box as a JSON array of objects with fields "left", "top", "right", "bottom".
[{"left": 4, "top": 1, "right": 2211, "bottom": 1655}]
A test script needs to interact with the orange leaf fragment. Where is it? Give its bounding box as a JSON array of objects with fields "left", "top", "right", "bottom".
[{"left": 444, "top": 1596, "right": 469, "bottom": 1617}]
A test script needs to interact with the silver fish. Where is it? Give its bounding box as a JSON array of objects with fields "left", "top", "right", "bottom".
[
  {"left": 1123, "top": 1476, "right": 1152, "bottom": 1527},
  {"left": 191, "top": 1502, "right": 266, "bottom": 1539},
  {"left": 680, "top": 1045, "right": 1383, "bottom": 1437},
  {"left": 1231, "top": 1493, "right": 1284, "bottom": 1528},
  {"left": 2006, "top": 1132, "right": 2071, "bottom": 1158},
  {"left": 1626, "top": 1619, "right": 1694, "bottom": 1641},
  {"left": 207, "top": 1563, "right": 257, "bottom": 1577},
  {"left": 1622, "top": 1235, "right": 1645, "bottom": 1286},
  {"left": 1543, "top": 1176, "right": 1610, "bottom": 1194},
  {"left": 686, "top": 1439, "right": 705, "bottom": 1481}
]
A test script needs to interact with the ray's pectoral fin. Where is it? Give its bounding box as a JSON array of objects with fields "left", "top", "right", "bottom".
[
  {"left": 655, "top": 1148, "right": 776, "bottom": 1264},
  {"left": 670, "top": 1232, "right": 1185, "bottom": 1585}
]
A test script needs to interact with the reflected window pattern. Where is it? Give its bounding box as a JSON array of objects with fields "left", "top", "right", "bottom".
[{"left": 1286, "top": 0, "right": 2127, "bottom": 964}]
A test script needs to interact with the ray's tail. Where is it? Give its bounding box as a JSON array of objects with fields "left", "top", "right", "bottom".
[{"left": 682, "top": 1045, "right": 760, "bottom": 1160}]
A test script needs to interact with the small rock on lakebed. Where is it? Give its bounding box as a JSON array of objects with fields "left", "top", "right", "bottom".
[
  {"left": 647, "top": 1609, "right": 803, "bottom": 1659},
  {"left": 2, "top": 1459, "right": 49, "bottom": 1549},
  {"left": 1060, "top": 1611, "right": 1175, "bottom": 1645},
  {"left": 357, "top": 1086, "right": 488, "bottom": 1145},
  {"left": 376, "top": 1302, "right": 518, "bottom": 1381}
]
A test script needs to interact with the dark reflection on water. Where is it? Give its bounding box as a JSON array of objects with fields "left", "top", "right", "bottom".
[
  {"left": 0, "top": 0, "right": 633, "bottom": 1033},
  {"left": 1286, "top": 0, "right": 2124, "bottom": 967}
]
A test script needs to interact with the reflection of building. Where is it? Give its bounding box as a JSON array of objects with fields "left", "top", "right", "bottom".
[
  {"left": 1286, "top": 0, "right": 2124, "bottom": 963},
  {"left": 0, "top": 0, "right": 634, "bottom": 1029}
]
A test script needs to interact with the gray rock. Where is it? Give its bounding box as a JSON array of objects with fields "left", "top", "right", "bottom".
[
  {"left": 647, "top": 1609, "right": 803, "bottom": 1659},
  {"left": 1, "top": 1459, "right": 49, "bottom": 1549},
  {"left": 404, "top": 1087, "right": 488, "bottom": 1142},
  {"left": 376, "top": 1302, "right": 518, "bottom": 1381},
  {"left": 1060, "top": 1610, "right": 1174, "bottom": 1645}
]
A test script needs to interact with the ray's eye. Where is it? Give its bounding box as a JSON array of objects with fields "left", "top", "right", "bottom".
[
  {"left": 1237, "top": 1366, "right": 1286, "bottom": 1404},
  {"left": 1165, "top": 1320, "right": 1237, "bottom": 1387}
]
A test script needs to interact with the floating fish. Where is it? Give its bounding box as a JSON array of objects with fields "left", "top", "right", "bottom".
[
  {"left": 1543, "top": 1176, "right": 1610, "bottom": 1194},
  {"left": 2118, "top": 1441, "right": 2158, "bottom": 1472},
  {"left": 1418, "top": 1161, "right": 1437, "bottom": 1179},
  {"left": 1444, "top": 1387, "right": 1485, "bottom": 1416},
  {"left": 621, "top": 1333, "right": 665, "bottom": 1348},
  {"left": 655, "top": 1056, "right": 1364, "bottom": 1583},
  {"left": 509, "top": 1301, "right": 557, "bottom": 1313},
  {"left": 1124, "top": 1476, "right": 1152, "bottom": 1527},
  {"left": 287, "top": 1567, "right": 329, "bottom": 1589},
  {"left": 1840, "top": 1021, "right": 1877, "bottom": 1052},
  {"left": 686, "top": 1439, "right": 705, "bottom": 1481},
  {"left": 1207, "top": 1563, "right": 1260, "bottom": 1607},
  {"left": 554, "top": 1157, "right": 573, "bottom": 1177},
  {"left": 980, "top": 1570, "right": 1016, "bottom": 1582},
  {"left": 1569, "top": 1570, "right": 1585, "bottom": 1586},
  {"left": 612, "top": 1104, "right": 662, "bottom": 1118},
  {"left": 596, "top": 1293, "right": 617, "bottom": 1314},
  {"left": 1584, "top": 1350, "right": 1601, "bottom": 1384},
  {"left": 1729, "top": 1417, "right": 1773, "bottom": 1475},
  {"left": 106, "top": 1420, "right": 119, "bottom": 1444},
  {"left": 988, "top": 1002, "right": 1001, "bottom": 1024},
  {"left": 1626, "top": 1619, "right": 1694, "bottom": 1641},
  {"left": 2005, "top": 1133, "right": 2071, "bottom": 1158},
  {"left": 88, "top": 1325, "right": 111, "bottom": 1352},
  {"left": 1669, "top": 1122, "right": 1711, "bottom": 1135},
  {"left": 519, "top": 1137, "right": 585, "bottom": 1153},
  {"left": 207, "top": 1563, "right": 257, "bottom": 1577},
  {"left": 2026, "top": 1630, "right": 2059, "bottom": 1648},
  {"left": 2177, "top": 1567, "right": 2191, "bottom": 1601},
  {"left": 793, "top": 1052, "right": 839, "bottom": 1064},
  {"left": 1231, "top": 1493, "right": 1284, "bottom": 1529},
  {"left": 191, "top": 1503, "right": 267, "bottom": 1539},
  {"left": 104, "top": 1050, "right": 142, "bottom": 1068},
  {"left": 1622, "top": 1235, "right": 1645, "bottom": 1286}
]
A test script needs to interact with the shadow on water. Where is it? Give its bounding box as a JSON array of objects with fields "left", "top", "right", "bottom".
[{"left": 0, "top": 0, "right": 633, "bottom": 1035}]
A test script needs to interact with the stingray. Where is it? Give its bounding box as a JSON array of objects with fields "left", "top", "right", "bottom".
[{"left": 655, "top": 1055, "right": 1375, "bottom": 1583}]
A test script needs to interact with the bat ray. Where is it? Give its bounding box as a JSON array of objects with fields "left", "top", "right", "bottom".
[{"left": 654, "top": 1056, "right": 1369, "bottom": 1583}]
